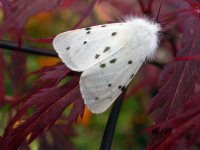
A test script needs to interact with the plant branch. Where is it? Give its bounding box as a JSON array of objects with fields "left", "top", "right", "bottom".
[
  {"left": 100, "top": 90, "right": 126, "bottom": 150},
  {"left": 0, "top": 40, "right": 58, "bottom": 57},
  {"left": 150, "top": 61, "right": 165, "bottom": 69},
  {"left": 0, "top": 40, "right": 164, "bottom": 68}
]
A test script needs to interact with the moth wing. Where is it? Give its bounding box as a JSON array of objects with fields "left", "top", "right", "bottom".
[
  {"left": 80, "top": 47, "right": 144, "bottom": 114},
  {"left": 52, "top": 23, "right": 132, "bottom": 71}
]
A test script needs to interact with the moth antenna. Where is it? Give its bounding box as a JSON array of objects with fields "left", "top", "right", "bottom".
[{"left": 155, "top": 0, "right": 163, "bottom": 22}]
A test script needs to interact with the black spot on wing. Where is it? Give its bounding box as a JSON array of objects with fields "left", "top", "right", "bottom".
[
  {"left": 111, "top": 32, "right": 117, "bottom": 36},
  {"left": 101, "top": 25, "right": 106, "bottom": 27},
  {"left": 95, "top": 97, "right": 99, "bottom": 100},
  {"left": 108, "top": 84, "right": 112, "bottom": 87},
  {"left": 83, "top": 41, "right": 87, "bottom": 44},
  {"left": 121, "top": 86, "right": 126, "bottom": 91},
  {"left": 118, "top": 85, "right": 126, "bottom": 91},
  {"left": 66, "top": 47, "right": 70, "bottom": 50},
  {"left": 86, "top": 31, "right": 90, "bottom": 34},
  {"left": 103, "top": 46, "right": 111, "bottom": 53},
  {"left": 128, "top": 60, "right": 133, "bottom": 64},
  {"left": 109, "top": 58, "right": 117, "bottom": 64},
  {"left": 85, "top": 27, "right": 91, "bottom": 30},
  {"left": 95, "top": 54, "right": 100, "bottom": 59},
  {"left": 100, "top": 63, "right": 106, "bottom": 68}
]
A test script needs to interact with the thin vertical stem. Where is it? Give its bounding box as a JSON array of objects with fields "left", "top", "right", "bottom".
[
  {"left": 0, "top": 40, "right": 58, "bottom": 57},
  {"left": 99, "top": 90, "right": 126, "bottom": 150}
]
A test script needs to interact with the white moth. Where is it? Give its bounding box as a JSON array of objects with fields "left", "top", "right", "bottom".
[{"left": 53, "top": 17, "right": 160, "bottom": 114}]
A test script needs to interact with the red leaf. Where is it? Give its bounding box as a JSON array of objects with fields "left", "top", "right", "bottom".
[
  {"left": 2, "top": 0, "right": 61, "bottom": 29},
  {"left": 2, "top": 63, "right": 84, "bottom": 149},
  {"left": 1, "top": 0, "right": 22, "bottom": 40},
  {"left": 1, "top": 0, "right": 62, "bottom": 45},
  {"left": 7, "top": 52, "right": 26, "bottom": 97},
  {"left": 34, "top": 63, "right": 71, "bottom": 86},
  {"left": 71, "top": 0, "right": 100, "bottom": 29},
  {"left": 149, "top": 12, "right": 200, "bottom": 123},
  {"left": 147, "top": 103, "right": 200, "bottom": 149},
  {"left": 148, "top": 1, "right": 200, "bottom": 149},
  {"left": 39, "top": 125, "right": 77, "bottom": 150}
]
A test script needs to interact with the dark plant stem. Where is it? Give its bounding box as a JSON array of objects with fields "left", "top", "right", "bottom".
[
  {"left": 0, "top": 40, "right": 164, "bottom": 68},
  {"left": 150, "top": 61, "right": 164, "bottom": 69},
  {"left": 0, "top": 40, "right": 58, "bottom": 57},
  {"left": 99, "top": 90, "right": 126, "bottom": 150}
]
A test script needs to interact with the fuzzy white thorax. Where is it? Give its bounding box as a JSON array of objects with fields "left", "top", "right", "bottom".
[{"left": 125, "top": 17, "right": 160, "bottom": 61}]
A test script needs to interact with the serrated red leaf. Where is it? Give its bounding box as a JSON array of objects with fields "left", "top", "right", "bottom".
[
  {"left": 1, "top": 0, "right": 22, "bottom": 40},
  {"left": 147, "top": 107, "right": 200, "bottom": 150},
  {"left": 146, "top": 92, "right": 200, "bottom": 149},
  {"left": 2, "top": 63, "right": 84, "bottom": 149},
  {"left": 1, "top": 0, "right": 62, "bottom": 46},
  {"left": 149, "top": 14, "right": 200, "bottom": 123},
  {"left": 148, "top": 1, "right": 200, "bottom": 149},
  {"left": 2, "top": 0, "right": 61, "bottom": 30},
  {"left": 7, "top": 52, "right": 26, "bottom": 96},
  {"left": 34, "top": 63, "right": 71, "bottom": 86}
]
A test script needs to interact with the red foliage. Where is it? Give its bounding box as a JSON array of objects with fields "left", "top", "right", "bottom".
[
  {"left": 0, "top": 0, "right": 66, "bottom": 104},
  {"left": 0, "top": 0, "right": 96, "bottom": 149},
  {"left": 39, "top": 125, "right": 77, "bottom": 150},
  {"left": 1, "top": 0, "right": 61, "bottom": 31},
  {"left": 1, "top": 0, "right": 200, "bottom": 149},
  {"left": 147, "top": 1, "right": 200, "bottom": 149},
  {"left": 2, "top": 64, "right": 84, "bottom": 149},
  {"left": 8, "top": 53, "right": 26, "bottom": 97},
  {"left": 71, "top": 0, "right": 100, "bottom": 30}
]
